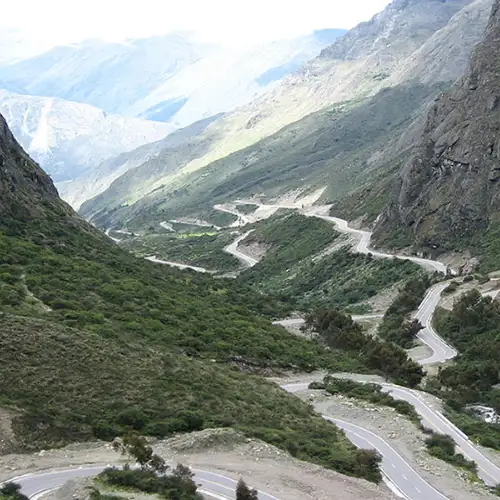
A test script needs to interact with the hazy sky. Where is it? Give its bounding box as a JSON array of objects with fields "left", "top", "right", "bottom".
[{"left": 2, "top": 0, "right": 391, "bottom": 47}]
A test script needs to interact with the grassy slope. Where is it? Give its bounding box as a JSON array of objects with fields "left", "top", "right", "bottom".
[
  {"left": 0, "top": 115, "right": 386, "bottom": 479},
  {"left": 238, "top": 212, "right": 423, "bottom": 312},
  {"left": 0, "top": 228, "right": 382, "bottom": 477},
  {"left": 120, "top": 231, "right": 241, "bottom": 272}
]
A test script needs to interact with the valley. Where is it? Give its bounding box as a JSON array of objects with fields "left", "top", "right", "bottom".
[{"left": 2, "top": 0, "right": 500, "bottom": 499}]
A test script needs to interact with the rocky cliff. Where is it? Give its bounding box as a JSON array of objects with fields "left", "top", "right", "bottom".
[{"left": 374, "top": 0, "right": 500, "bottom": 261}]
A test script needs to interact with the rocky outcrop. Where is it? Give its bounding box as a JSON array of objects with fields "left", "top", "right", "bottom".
[{"left": 374, "top": 0, "right": 500, "bottom": 252}]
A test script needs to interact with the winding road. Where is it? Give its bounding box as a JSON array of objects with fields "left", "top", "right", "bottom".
[
  {"left": 222, "top": 202, "right": 500, "bottom": 493},
  {"left": 12, "top": 466, "right": 279, "bottom": 500},
  {"left": 23, "top": 203, "right": 497, "bottom": 499}
]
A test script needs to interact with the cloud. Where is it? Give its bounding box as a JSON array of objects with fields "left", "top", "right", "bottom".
[{"left": 1, "top": 0, "right": 391, "bottom": 47}]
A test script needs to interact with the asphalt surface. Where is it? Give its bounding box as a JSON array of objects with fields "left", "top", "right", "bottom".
[
  {"left": 413, "top": 283, "right": 458, "bottom": 365},
  {"left": 223, "top": 229, "right": 259, "bottom": 267},
  {"left": 14, "top": 466, "right": 279, "bottom": 500},
  {"left": 145, "top": 255, "right": 212, "bottom": 273}
]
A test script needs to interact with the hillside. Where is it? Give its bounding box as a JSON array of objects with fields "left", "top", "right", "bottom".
[
  {"left": 80, "top": 0, "right": 492, "bottom": 229},
  {"left": 0, "top": 111, "right": 390, "bottom": 482},
  {"left": 236, "top": 211, "right": 424, "bottom": 313},
  {"left": 373, "top": 0, "right": 500, "bottom": 271}
]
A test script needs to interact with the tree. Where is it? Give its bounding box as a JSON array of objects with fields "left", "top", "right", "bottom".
[
  {"left": 0, "top": 482, "right": 29, "bottom": 500},
  {"left": 112, "top": 431, "right": 167, "bottom": 473},
  {"left": 236, "top": 478, "right": 259, "bottom": 500}
]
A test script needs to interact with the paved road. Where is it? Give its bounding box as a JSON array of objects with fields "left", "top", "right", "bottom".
[
  {"left": 414, "top": 283, "right": 458, "bottom": 365},
  {"left": 13, "top": 466, "right": 280, "bottom": 500},
  {"left": 283, "top": 382, "right": 449, "bottom": 500},
  {"left": 273, "top": 314, "right": 384, "bottom": 329},
  {"left": 223, "top": 230, "right": 259, "bottom": 267},
  {"left": 145, "top": 255, "right": 212, "bottom": 273}
]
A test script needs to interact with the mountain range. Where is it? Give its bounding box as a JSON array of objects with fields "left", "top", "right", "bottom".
[
  {"left": 78, "top": 0, "right": 493, "bottom": 230},
  {"left": 0, "top": 30, "right": 345, "bottom": 195}
]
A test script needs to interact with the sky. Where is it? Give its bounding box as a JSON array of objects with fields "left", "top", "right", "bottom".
[{"left": 1, "top": 0, "right": 391, "bottom": 49}]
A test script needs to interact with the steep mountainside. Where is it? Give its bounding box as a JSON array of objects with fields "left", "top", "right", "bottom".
[
  {"left": 374, "top": 0, "right": 500, "bottom": 270},
  {"left": 81, "top": 0, "right": 492, "bottom": 228},
  {"left": 0, "top": 31, "right": 345, "bottom": 127},
  {"left": 0, "top": 89, "right": 172, "bottom": 182},
  {"left": 0, "top": 112, "right": 387, "bottom": 483}
]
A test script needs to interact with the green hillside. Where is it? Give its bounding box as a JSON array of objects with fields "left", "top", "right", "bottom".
[{"left": 0, "top": 113, "right": 384, "bottom": 481}]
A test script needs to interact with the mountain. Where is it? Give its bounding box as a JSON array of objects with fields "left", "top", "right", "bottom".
[
  {"left": 59, "top": 113, "right": 222, "bottom": 210},
  {"left": 0, "top": 89, "right": 173, "bottom": 182},
  {"left": 0, "top": 34, "right": 215, "bottom": 117},
  {"left": 0, "top": 110, "right": 388, "bottom": 483},
  {"left": 373, "top": 0, "right": 500, "bottom": 271},
  {"left": 0, "top": 30, "right": 346, "bottom": 129},
  {"left": 80, "top": 0, "right": 492, "bottom": 228}
]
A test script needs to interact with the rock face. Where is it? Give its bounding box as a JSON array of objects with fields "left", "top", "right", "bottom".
[{"left": 374, "top": 0, "right": 500, "bottom": 252}]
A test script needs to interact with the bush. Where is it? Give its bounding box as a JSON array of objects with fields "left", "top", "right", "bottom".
[
  {"left": 425, "top": 433, "right": 477, "bottom": 473},
  {"left": 316, "top": 377, "right": 421, "bottom": 423}
]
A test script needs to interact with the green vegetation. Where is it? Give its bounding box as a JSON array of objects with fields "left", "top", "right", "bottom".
[
  {"left": 0, "top": 151, "right": 385, "bottom": 481},
  {"left": 98, "top": 465, "right": 202, "bottom": 500},
  {"left": 239, "top": 212, "right": 424, "bottom": 313},
  {"left": 235, "top": 204, "right": 258, "bottom": 215},
  {"left": 120, "top": 230, "right": 241, "bottom": 271},
  {"left": 95, "top": 433, "right": 203, "bottom": 499},
  {"left": 204, "top": 208, "right": 238, "bottom": 227},
  {"left": 0, "top": 484, "right": 28, "bottom": 500},
  {"left": 430, "top": 290, "right": 500, "bottom": 450},
  {"left": 303, "top": 310, "right": 424, "bottom": 387},
  {"left": 84, "top": 84, "right": 439, "bottom": 231},
  {"left": 377, "top": 276, "right": 434, "bottom": 348},
  {"left": 236, "top": 479, "right": 259, "bottom": 500},
  {"left": 310, "top": 377, "right": 420, "bottom": 423},
  {"left": 425, "top": 433, "right": 477, "bottom": 475}
]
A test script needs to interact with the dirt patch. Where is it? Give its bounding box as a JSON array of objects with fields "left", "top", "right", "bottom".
[{"left": 237, "top": 240, "right": 271, "bottom": 260}]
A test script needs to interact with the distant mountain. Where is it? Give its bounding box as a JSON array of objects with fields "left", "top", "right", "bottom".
[
  {"left": 0, "top": 30, "right": 346, "bottom": 129},
  {"left": 373, "top": 0, "right": 500, "bottom": 270},
  {"left": 0, "top": 89, "right": 172, "bottom": 182},
  {"left": 80, "top": 0, "right": 491, "bottom": 229}
]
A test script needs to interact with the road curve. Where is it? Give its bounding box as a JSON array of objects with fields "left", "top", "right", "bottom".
[
  {"left": 214, "top": 204, "right": 250, "bottom": 227},
  {"left": 145, "top": 256, "right": 212, "bottom": 273},
  {"left": 13, "top": 466, "right": 280, "bottom": 500},
  {"left": 223, "top": 230, "right": 259, "bottom": 268},
  {"left": 282, "top": 382, "right": 448, "bottom": 500},
  {"left": 414, "top": 283, "right": 458, "bottom": 365}
]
